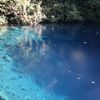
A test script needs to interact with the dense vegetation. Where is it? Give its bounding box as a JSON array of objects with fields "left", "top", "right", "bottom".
[{"left": 0, "top": 0, "right": 100, "bottom": 25}]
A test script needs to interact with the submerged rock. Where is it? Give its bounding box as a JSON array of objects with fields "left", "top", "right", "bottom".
[
  {"left": 0, "top": 92, "right": 8, "bottom": 100},
  {"left": 25, "top": 96, "right": 31, "bottom": 100}
]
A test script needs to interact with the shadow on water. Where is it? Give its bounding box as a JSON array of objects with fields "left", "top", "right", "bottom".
[{"left": 4, "top": 23, "right": 100, "bottom": 100}]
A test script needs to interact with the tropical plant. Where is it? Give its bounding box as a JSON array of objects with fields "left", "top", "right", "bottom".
[{"left": 0, "top": 16, "right": 7, "bottom": 25}]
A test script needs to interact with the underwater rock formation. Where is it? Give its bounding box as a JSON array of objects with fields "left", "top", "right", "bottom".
[{"left": 0, "top": 92, "right": 8, "bottom": 100}]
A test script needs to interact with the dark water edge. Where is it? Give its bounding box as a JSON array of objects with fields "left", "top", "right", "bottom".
[{"left": 1, "top": 21, "right": 100, "bottom": 27}]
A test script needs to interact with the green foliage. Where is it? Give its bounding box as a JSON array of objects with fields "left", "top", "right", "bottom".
[
  {"left": 78, "top": 0, "right": 100, "bottom": 22},
  {"left": 0, "top": 0, "right": 100, "bottom": 25},
  {"left": 43, "top": 0, "right": 100, "bottom": 22},
  {"left": 65, "top": 4, "right": 83, "bottom": 21},
  {"left": 46, "top": 3, "right": 64, "bottom": 22},
  {"left": 0, "top": 16, "right": 7, "bottom": 25},
  {"left": 0, "top": 0, "right": 45, "bottom": 25}
]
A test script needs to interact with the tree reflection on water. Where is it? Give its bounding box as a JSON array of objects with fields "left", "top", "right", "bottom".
[{"left": 6, "top": 25, "right": 49, "bottom": 74}]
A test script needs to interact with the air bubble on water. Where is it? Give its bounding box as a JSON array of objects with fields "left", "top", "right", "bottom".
[
  {"left": 68, "top": 70, "right": 71, "bottom": 73},
  {"left": 82, "top": 30, "right": 86, "bottom": 33},
  {"left": 96, "top": 32, "right": 100, "bottom": 37},
  {"left": 91, "top": 81, "right": 96, "bottom": 84},
  {"left": 77, "top": 77, "right": 81, "bottom": 80},
  {"left": 96, "top": 32, "right": 99, "bottom": 34},
  {"left": 83, "top": 41, "right": 87, "bottom": 44}
]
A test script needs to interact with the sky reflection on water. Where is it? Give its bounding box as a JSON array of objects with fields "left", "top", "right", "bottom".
[{"left": 2, "top": 24, "right": 100, "bottom": 100}]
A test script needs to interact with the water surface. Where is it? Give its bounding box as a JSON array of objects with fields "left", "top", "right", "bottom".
[{"left": 0, "top": 24, "right": 100, "bottom": 100}]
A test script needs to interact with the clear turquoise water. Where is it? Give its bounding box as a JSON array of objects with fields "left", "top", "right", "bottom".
[{"left": 0, "top": 24, "right": 100, "bottom": 100}]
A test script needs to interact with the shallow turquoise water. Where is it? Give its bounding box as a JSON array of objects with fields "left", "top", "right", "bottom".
[{"left": 0, "top": 24, "right": 100, "bottom": 100}]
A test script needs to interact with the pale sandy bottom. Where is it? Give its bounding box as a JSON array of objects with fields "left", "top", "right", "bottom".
[
  {"left": 0, "top": 49, "right": 65, "bottom": 100},
  {"left": 0, "top": 30, "right": 65, "bottom": 100}
]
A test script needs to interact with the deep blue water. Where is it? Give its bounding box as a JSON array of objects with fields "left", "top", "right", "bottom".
[{"left": 1, "top": 24, "right": 100, "bottom": 100}]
